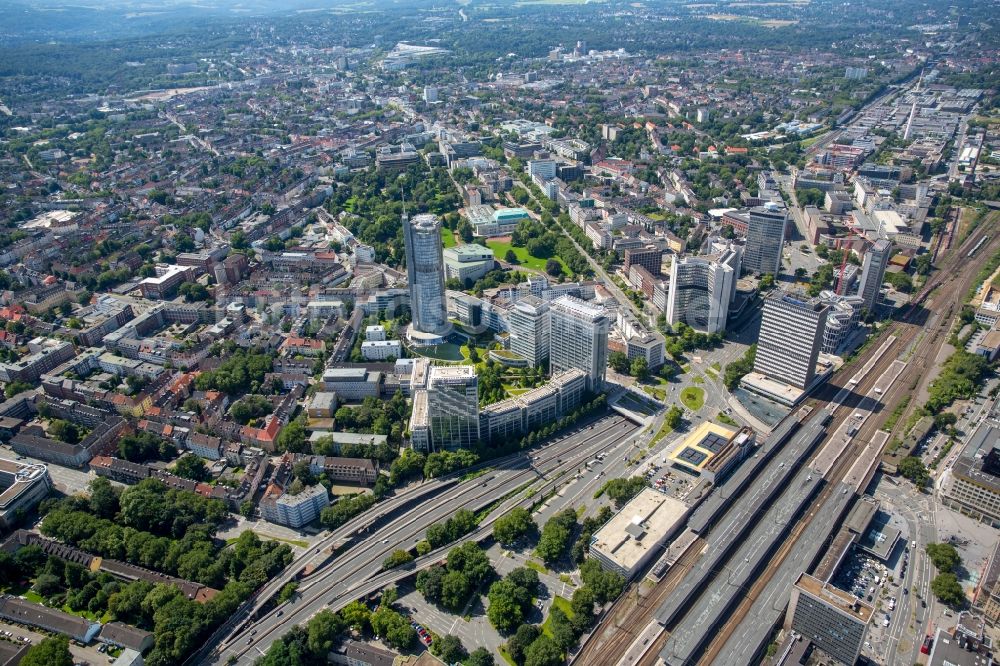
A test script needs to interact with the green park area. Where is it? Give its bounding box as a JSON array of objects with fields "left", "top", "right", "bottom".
[
  {"left": 541, "top": 596, "right": 575, "bottom": 638},
  {"left": 441, "top": 228, "right": 457, "bottom": 248},
  {"left": 486, "top": 238, "right": 567, "bottom": 274},
  {"left": 680, "top": 387, "right": 705, "bottom": 411}
]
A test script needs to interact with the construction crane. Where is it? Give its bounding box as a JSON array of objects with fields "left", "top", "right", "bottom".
[{"left": 836, "top": 230, "right": 854, "bottom": 295}]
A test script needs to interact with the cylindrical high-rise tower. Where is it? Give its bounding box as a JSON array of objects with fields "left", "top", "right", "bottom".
[{"left": 403, "top": 213, "right": 451, "bottom": 341}]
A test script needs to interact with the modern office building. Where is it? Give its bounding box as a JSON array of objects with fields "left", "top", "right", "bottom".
[
  {"left": 479, "top": 369, "right": 586, "bottom": 444},
  {"left": 754, "top": 292, "right": 829, "bottom": 390},
  {"left": 743, "top": 203, "right": 788, "bottom": 276},
  {"left": 508, "top": 296, "right": 550, "bottom": 367},
  {"left": 0, "top": 459, "right": 51, "bottom": 530},
  {"left": 321, "top": 367, "right": 382, "bottom": 400},
  {"left": 443, "top": 244, "right": 496, "bottom": 284},
  {"left": 427, "top": 366, "right": 480, "bottom": 449},
  {"left": 857, "top": 238, "right": 892, "bottom": 311},
  {"left": 666, "top": 256, "right": 734, "bottom": 334},
  {"left": 785, "top": 573, "right": 873, "bottom": 666},
  {"left": 818, "top": 291, "right": 864, "bottom": 355},
  {"left": 527, "top": 159, "right": 557, "bottom": 180},
  {"left": 549, "top": 296, "right": 609, "bottom": 391},
  {"left": 942, "top": 423, "right": 1000, "bottom": 527},
  {"left": 408, "top": 390, "right": 431, "bottom": 451},
  {"left": 403, "top": 213, "right": 451, "bottom": 343}
]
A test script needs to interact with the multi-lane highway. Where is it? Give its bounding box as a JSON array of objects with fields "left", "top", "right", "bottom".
[{"left": 205, "top": 413, "right": 640, "bottom": 665}]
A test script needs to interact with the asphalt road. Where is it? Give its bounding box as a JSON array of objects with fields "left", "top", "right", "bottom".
[{"left": 210, "top": 414, "right": 639, "bottom": 664}]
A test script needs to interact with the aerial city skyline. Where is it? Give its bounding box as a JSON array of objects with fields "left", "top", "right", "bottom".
[{"left": 0, "top": 1, "right": 997, "bottom": 666}]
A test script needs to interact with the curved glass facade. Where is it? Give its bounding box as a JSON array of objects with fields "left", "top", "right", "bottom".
[{"left": 404, "top": 214, "right": 450, "bottom": 336}]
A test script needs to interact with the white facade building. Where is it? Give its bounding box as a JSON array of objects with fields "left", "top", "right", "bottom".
[
  {"left": 666, "top": 256, "right": 734, "bottom": 334},
  {"left": 754, "top": 292, "right": 829, "bottom": 390},
  {"left": 361, "top": 340, "right": 402, "bottom": 360},
  {"left": 508, "top": 296, "right": 550, "bottom": 367},
  {"left": 549, "top": 296, "right": 609, "bottom": 391}
]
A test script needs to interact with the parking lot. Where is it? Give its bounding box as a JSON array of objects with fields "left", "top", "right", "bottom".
[
  {"left": 0, "top": 621, "right": 113, "bottom": 666},
  {"left": 396, "top": 582, "right": 505, "bottom": 658},
  {"left": 644, "top": 458, "right": 696, "bottom": 500},
  {"left": 830, "top": 542, "right": 913, "bottom": 661},
  {"left": 832, "top": 548, "right": 894, "bottom": 607},
  {"left": 0, "top": 444, "right": 97, "bottom": 496}
]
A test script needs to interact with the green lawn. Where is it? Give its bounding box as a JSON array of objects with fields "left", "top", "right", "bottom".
[
  {"left": 498, "top": 646, "right": 517, "bottom": 666},
  {"left": 642, "top": 385, "right": 666, "bottom": 402},
  {"left": 716, "top": 411, "right": 738, "bottom": 426},
  {"left": 651, "top": 419, "right": 674, "bottom": 445},
  {"left": 441, "top": 228, "right": 457, "bottom": 249},
  {"left": 542, "top": 595, "right": 576, "bottom": 638},
  {"left": 525, "top": 559, "right": 549, "bottom": 575},
  {"left": 486, "top": 239, "right": 567, "bottom": 274},
  {"left": 800, "top": 133, "right": 825, "bottom": 148},
  {"left": 680, "top": 387, "right": 705, "bottom": 411}
]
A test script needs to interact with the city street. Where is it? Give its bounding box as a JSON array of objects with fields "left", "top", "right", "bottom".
[{"left": 0, "top": 444, "right": 96, "bottom": 496}]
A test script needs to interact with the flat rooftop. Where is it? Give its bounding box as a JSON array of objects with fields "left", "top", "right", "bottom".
[
  {"left": 429, "top": 365, "right": 476, "bottom": 380},
  {"left": 551, "top": 295, "right": 605, "bottom": 321},
  {"left": 666, "top": 421, "right": 738, "bottom": 475},
  {"left": 952, "top": 423, "right": 1000, "bottom": 494},
  {"left": 590, "top": 488, "right": 688, "bottom": 572},
  {"left": 795, "top": 572, "right": 874, "bottom": 623},
  {"left": 858, "top": 515, "right": 902, "bottom": 561},
  {"left": 323, "top": 368, "right": 374, "bottom": 381},
  {"left": 740, "top": 371, "right": 806, "bottom": 406}
]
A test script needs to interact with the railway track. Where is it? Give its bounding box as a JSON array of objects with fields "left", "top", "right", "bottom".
[
  {"left": 579, "top": 214, "right": 999, "bottom": 666},
  {"left": 689, "top": 215, "right": 1000, "bottom": 665},
  {"left": 214, "top": 416, "right": 641, "bottom": 664}
]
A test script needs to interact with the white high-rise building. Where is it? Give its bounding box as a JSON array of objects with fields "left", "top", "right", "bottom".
[
  {"left": 818, "top": 291, "right": 864, "bottom": 355},
  {"left": 549, "top": 296, "right": 609, "bottom": 391},
  {"left": 403, "top": 214, "right": 451, "bottom": 342},
  {"left": 423, "top": 86, "right": 439, "bottom": 103},
  {"left": 857, "top": 238, "right": 892, "bottom": 311},
  {"left": 508, "top": 296, "right": 550, "bottom": 367},
  {"left": 427, "top": 366, "right": 480, "bottom": 450},
  {"left": 527, "top": 159, "right": 557, "bottom": 180},
  {"left": 743, "top": 203, "right": 788, "bottom": 277},
  {"left": 666, "top": 256, "right": 734, "bottom": 334},
  {"left": 754, "top": 292, "right": 830, "bottom": 390}
]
